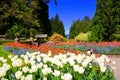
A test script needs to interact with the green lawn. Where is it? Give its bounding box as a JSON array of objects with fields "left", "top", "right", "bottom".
[{"left": 0, "top": 45, "right": 14, "bottom": 66}]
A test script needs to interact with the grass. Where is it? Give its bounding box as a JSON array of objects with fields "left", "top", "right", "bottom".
[{"left": 0, "top": 45, "right": 14, "bottom": 66}]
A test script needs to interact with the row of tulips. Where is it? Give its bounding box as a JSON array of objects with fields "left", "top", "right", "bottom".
[
  {"left": 4, "top": 42, "right": 120, "bottom": 55},
  {"left": 42, "top": 42, "right": 120, "bottom": 54},
  {"left": 3, "top": 42, "right": 68, "bottom": 55},
  {"left": 0, "top": 51, "right": 115, "bottom": 80}
]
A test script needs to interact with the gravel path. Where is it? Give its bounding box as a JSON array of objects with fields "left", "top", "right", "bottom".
[{"left": 108, "top": 56, "right": 120, "bottom": 80}]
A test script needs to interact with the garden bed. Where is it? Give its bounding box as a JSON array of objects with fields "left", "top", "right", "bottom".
[
  {"left": 0, "top": 42, "right": 117, "bottom": 80},
  {"left": 0, "top": 51, "right": 115, "bottom": 80},
  {"left": 4, "top": 42, "right": 120, "bottom": 55}
]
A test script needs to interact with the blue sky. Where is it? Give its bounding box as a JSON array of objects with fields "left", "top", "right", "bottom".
[{"left": 48, "top": 0, "right": 96, "bottom": 34}]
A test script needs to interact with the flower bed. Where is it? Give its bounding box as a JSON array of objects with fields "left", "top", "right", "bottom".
[
  {"left": 52, "top": 42, "right": 120, "bottom": 55},
  {"left": 3, "top": 42, "right": 66, "bottom": 55},
  {"left": 4, "top": 42, "right": 120, "bottom": 55},
  {"left": 0, "top": 51, "right": 115, "bottom": 80}
]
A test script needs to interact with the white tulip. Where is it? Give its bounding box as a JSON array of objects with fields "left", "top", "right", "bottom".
[
  {"left": 100, "top": 66, "right": 106, "bottom": 72},
  {"left": 36, "top": 55, "right": 41, "bottom": 62},
  {"left": 87, "top": 51, "right": 91, "bottom": 55},
  {"left": 78, "top": 66, "right": 85, "bottom": 74},
  {"left": 42, "top": 67, "right": 52, "bottom": 75},
  {"left": 52, "top": 70, "right": 60, "bottom": 77},
  {"left": 37, "top": 62, "right": 43, "bottom": 68},
  {"left": 43, "top": 64, "right": 48, "bottom": 68},
  {"left": 3, "top": 63, "right": 10, "bottom": 71},
  {"left": 61, "top": 73, "right": 72, "bottom": 80},
  {"left": 2, "top": 59, "right": 7, "bottom": 63},
  {"left": 43, "top": 77, "right": 47, "bottom": 80},
  {"left": 21, "top": 75, "right": 25, "bottom": 80},
  {"left": 30, "top": 60, "right": 36, "bottom": 65},
  {"left": 12, "top": 58, "right": 23, "bottom": 67},
  {"left": 15, "top": 71, "right": 22, "bottom": 79},
  {"left": 91, "top": 54, "right": 96, "bottom": 60},
  {"left": 0, "top": 67, "right": 6, "bottom": 77},
  {"left": 73, "top": 65, "right": 79, "bottom": 72},
  {"left": 82, "top": 61, "right": 89, "bottom": 67},
  {"left": 22, "top": 66, "right": 29, "bottom": 73},
  {"left": 30, "top": 65, "right": 38, "bottom": 73},
  {"left": 61, "top": 59, "right": 67, "bottom": 64},
  {"left": 25, "top": 74, "right": 33, "bottom": 80}
]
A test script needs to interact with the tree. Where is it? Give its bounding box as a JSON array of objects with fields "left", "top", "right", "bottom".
[
  {"left": 69, "top": 19, "right": 81, "bottom": 39},
  {"left": 50, "top": 14, "right": 65, "bottom": 36},
  {"left": 90, "top": 0, "right": 120, "bottom": 41},
  {"left": 0, "top": 0, "right": 58, "bottom": 36},
  {"left": 0, "top": 0, "right": 40, "bottom": 35},
  {"left": 29, "top": 0, "right": 57, "bottom": 35},
  {"left": 69, "top": 16, "right": 91, "bottom": 39}
]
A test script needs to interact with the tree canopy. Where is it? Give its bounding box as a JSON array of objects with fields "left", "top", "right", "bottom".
[
  {"left": 69, "top": 16, "right": 91, "bottom": 39},
  {"left": 90, "top": 0, "right": 120, "bottom": 41},
  {"left": 0, "top": 0, "right": 40, "bottom": 35},
  {"left": 50, "top": 14, "right": 65, "bottom": 36},
  {"left": 0, "top": 0, "right": 57, "bottom": 38}
]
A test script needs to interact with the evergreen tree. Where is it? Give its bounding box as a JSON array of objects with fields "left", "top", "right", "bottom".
[
  {"left": 31, "top": 0, "right": 51, "bottom": 35},
  {"left": 0, "top": 0, "right": 57, "bottom": 36},
  {"left": 50, "top": 14, "right": 65, "bottom": 36},
  {"left": 69, "top": 19, "right": 81, "bottom": 39},
  {"left": 69, "top": 16, "right": 91, "bottom": 39},
  {"left": 0, "top": 0, "right": 40, "bottom": 35},
  {"left": 90, "top": 0, "right": 120, "bottom": 41}
]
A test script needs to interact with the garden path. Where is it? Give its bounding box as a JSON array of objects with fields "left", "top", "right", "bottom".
[{"left": 108, "top": 55, "right": 120, "bottom": 80}]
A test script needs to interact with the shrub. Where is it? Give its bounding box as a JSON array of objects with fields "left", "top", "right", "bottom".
[
  {"left": 113, "top": 33, "right": 120, "bottom": 41},
  {"left": 74, "top": 32, "right": 91, "bottom": 42},
  {"left": 50, "top": 33, "right": 64, "bottom": 42},
  {"left": 6, "top": 24, "right": 30, "bottom": 39}
]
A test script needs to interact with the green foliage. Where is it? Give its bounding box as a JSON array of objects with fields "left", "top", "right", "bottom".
[
  {"left": 29, "top": 28, "right": 40, "bottom": 37},
  {"left": 69, "top": 16, "right": 91, "bottom": 39},
  {"left": 0, "top": 0, "right": 57, "bottom": 36},
  {"left": 50, "top": 14, "right": 65, "bottom": 36},
  {"left": 32, "top": 0, "right": 52, "bottom": 35},
  {"left": 112, "top": 33, "right": 120, "bottom": 41},
  {"left": 50, "top": 33, "right": 64, "bottom": 42},
  {"left": 90, "top": 0, "right": 120, "bottom": 41},
  {"left": 75, "top": 32, "right": 91, "bottom": 42},
  {"left": 0, "top": 0, "right": 40, "bottom": 35},
  {"left": 6, "top": 23, "right": 29, "bottom": 39},
  {"left": 89, "top": 24, "right": 103, "bottom": 42}
]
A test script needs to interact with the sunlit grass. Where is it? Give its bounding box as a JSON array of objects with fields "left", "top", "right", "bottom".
[{"left": 0, "top": 45, "right": 14, "bottom": 66}]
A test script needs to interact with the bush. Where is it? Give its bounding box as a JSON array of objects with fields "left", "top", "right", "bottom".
[
  {"left": 74, "top": 32, "right": 91, "bottom": 42},
  {"left": 113, "top": 33, "right": 120, "bottom": 41},
  {"left": 6, "top": 24, "right": 30, "bottom": 39},
  {"left": 50, "top": 33, "right": 64, "bottom": 42}
]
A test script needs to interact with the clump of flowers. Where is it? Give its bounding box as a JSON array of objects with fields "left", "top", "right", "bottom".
[
  {"left": 0, "top": 57, "right": 10, "bottom": 78},
  {"left": 0, "top": 51, "right": 115, "bottom": 80}
]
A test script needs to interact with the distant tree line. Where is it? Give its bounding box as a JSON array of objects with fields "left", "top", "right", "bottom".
[{"left": 69, "top": 0, "right": 120, "bottom": 42}]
